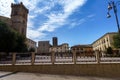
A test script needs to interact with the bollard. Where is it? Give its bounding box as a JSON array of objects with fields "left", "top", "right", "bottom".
[
  {"left": 95, "top": 50, "right": 100, "bottom": 64},
  {"left": 31, "top": 52, "right": 35, "bottom": 65},
  {"left": 51, "top": 52, "right": 55, "bottom": 64},
  {"left": 72, "top": 51, "right": 76, "bottom": 64},
  {"left": 12, "top": 53, "right": 16, "bottom": 65}
]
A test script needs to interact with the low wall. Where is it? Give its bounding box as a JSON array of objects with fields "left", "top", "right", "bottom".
[{"left": 0, "top": 63, "right": 120, "bottom": 77}]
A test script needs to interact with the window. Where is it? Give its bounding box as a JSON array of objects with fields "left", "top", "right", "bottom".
[
  {"left": 80, "top": 48, "right": 83, "bottom": 51},
  {"left": 23, "top": 20, "right": 25, "bottom": 24},
  {"left": 14, "top": 11, "right": 18, "bottom": 15},
  {"left": 22, "top": 28, "right": 24, "bottom": 35},
  {"left": 43, "top": 44, "right": 45, "bottom": 46},
  {"left": 23, "top": 14, "right": 26, "bottom": 18}
]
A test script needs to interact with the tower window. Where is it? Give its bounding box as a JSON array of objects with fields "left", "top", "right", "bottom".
[
  {"left": 14, "top": 11, "right": 18, "bottom": 15},
  {"left": 23, "top": 20, "right": 25, "bottom": 24},
  {"left": 22, "top": 28, "right": 24, "bottom": 35},
  {"left": 23, "top": 14, "right": 26, "bottom": 18}
]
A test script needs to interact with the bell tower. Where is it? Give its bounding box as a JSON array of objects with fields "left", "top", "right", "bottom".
[{"left": 11, "top": 2, "right": 29, "bottom": 37}]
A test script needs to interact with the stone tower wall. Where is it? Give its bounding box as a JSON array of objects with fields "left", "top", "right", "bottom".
[{"left": 11, "top": 2, "right": 29, "bottom": 37}]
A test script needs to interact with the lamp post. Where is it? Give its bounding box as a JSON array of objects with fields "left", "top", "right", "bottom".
[{"left": 107, "top": 1, "right": 120, "bottom": 34}]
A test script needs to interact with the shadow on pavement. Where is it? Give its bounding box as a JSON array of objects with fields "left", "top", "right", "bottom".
[{"left": 0, "top": 71, "right": 18, "bottom": 78}]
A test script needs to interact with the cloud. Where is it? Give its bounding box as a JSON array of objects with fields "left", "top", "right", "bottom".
[
  {"left": 37, "top": 0, "right": 87, "bottom": 34},
  {"left": 27, "top": 28, "right": 47, "bottom": 41},
  {"left": 87, "top": 14, "right": 95, "bottom": 18},
  {"left": 0, "top": 0, "right": 15, "bottom": 17},
  {"left": 68, "top": 14, "right": 95, "bottom": 29},
  {"left": 62, "top": 0, "right": 87, "bottom": 14},
  {"left": 38, "top": 13, "right": 66, "bottom": 32},
  {"left": 25, "top": 0, "right": 87, "bottom": 41},
  {"left": 68, "top": 18, "right": 86, "bottom": 29},
  {"left": 0, "top": 0, "right": 87, "bottom": 42},
  {"left": 16, "top": 0, "right": 40, "bottom": 10}
]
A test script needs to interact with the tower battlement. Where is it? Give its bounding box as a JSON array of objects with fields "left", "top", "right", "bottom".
[{"left": 11, "top": 2, "right": 29, "bottom": 13}]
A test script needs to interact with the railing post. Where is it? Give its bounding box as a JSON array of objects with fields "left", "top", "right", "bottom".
[
  {"left": 72, "top": 51, "right": 76, "bottom": 64},
  {"left": 51, "top": 52, "right": 55, "bottom": 64},
  {"left": 31, "top": 52, "right": 35, "bottom": 65},
  {"left": 95, "top": 50, "right": 100, "bottom": 64},
  {"left": 12, "top": 52, "right": 16, "bottom": 65}
]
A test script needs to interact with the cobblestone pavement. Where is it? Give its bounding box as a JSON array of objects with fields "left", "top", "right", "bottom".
[{"left": 0, "top": 72, "right": 120, "bottom": 80}]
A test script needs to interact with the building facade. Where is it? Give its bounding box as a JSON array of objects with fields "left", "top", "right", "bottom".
[
  {"left": 26, "top": 38, "right": 37, "bottom": 52},
  {"left": 92, "top": 32, "right": 118, "bottom": 51},
  {"left": 49, "top": 43, "right": 69, "bottom": 53},
  {"left": 71, "top": 45, "right": 94, "bottom": 57},
  {"left": 37, "top": 41, "right": 50, "bottom": 54}
]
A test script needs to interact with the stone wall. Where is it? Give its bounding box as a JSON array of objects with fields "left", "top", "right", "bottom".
[{"left": 0, "top": 63, "right": 120, "bottom": 78}]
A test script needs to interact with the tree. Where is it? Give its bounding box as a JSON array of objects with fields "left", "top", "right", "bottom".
[
  {"left": 28, "top": 47, "right": 35, "bottom": 52},
  {"left": 113, "top": 33, "right": 120, "bottom": 48},
  {"left": 0, "top": 21, "right": 17, "bottom": 52},
  {"left": 0, "top": 21, "right": 28, "bottom": 53},
  {"left": 13, "top": 33, "right": 28, "bottom": 52},
  {"left": 106, "top": 47, "right": 113, "bottom": 56}
]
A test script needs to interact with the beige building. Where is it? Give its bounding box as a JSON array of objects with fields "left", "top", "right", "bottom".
[
  {"left": 37, "top": 41, "right": 50, "bottom": 54},
  {"left": 49, "top": 37, "right": 69, "bottom": 53},
  {"left": 37, "top": 37, "right": 69, "bottom": 54},
  {"left": 71, "top": 45, "right": 94, "bottom": 57},
  {"left": 92, "top": 32, "right": 118, "bottom": 51},
  {"left": 26, "top": 38, "right": 37, "bottom": 52},
  {"left": 49, "top": 43, "right": 69, "bottom": 53}
]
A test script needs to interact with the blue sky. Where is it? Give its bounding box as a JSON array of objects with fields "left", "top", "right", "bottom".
[{"left": 0, "top": 0, "right": 119, "bottom": 46}]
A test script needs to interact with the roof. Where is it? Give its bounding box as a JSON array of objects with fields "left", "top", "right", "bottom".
[
  {"left": 50, "top": 43, "right": 69, "bottom": 48},
  {"left": 92, "top": 32, "right": 118, "bottom": 45},
  {"left": 71, "top": 44, "right": 92, "bottom": 48},
  {"left": 0, "top": 16, "right": 11, "bottom": 26},
  {"left": 27, "top": 38, "right": 36, "bottom": 44},
  {"left": 38, "top": 41, "right": 49, "bottom": 43}
]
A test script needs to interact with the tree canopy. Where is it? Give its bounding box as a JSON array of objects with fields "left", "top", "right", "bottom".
[
  {"left": 113, "top": 33, "right": 120, "bottom": 48},
  {"left": 0, "top": 20, "right": 28, "bottom": 53},
  {"left": 106, "top": 47, "right": 113, "bottom": 54},
  {"left": 28, "top": 47, "right": 35, "bottom": 52}
]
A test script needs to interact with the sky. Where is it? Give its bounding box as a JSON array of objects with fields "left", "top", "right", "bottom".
[{"left": 0, "top": 0, "right": 119, "bottom": 47}]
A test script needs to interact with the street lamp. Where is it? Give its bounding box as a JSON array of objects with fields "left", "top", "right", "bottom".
[{"left": 107, "top": 1, "right": 120, "bottom": 34}]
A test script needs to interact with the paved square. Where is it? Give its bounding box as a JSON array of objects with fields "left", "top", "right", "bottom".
[{"left": 0, "top": 71, "right": 120, "bottom": 80}]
